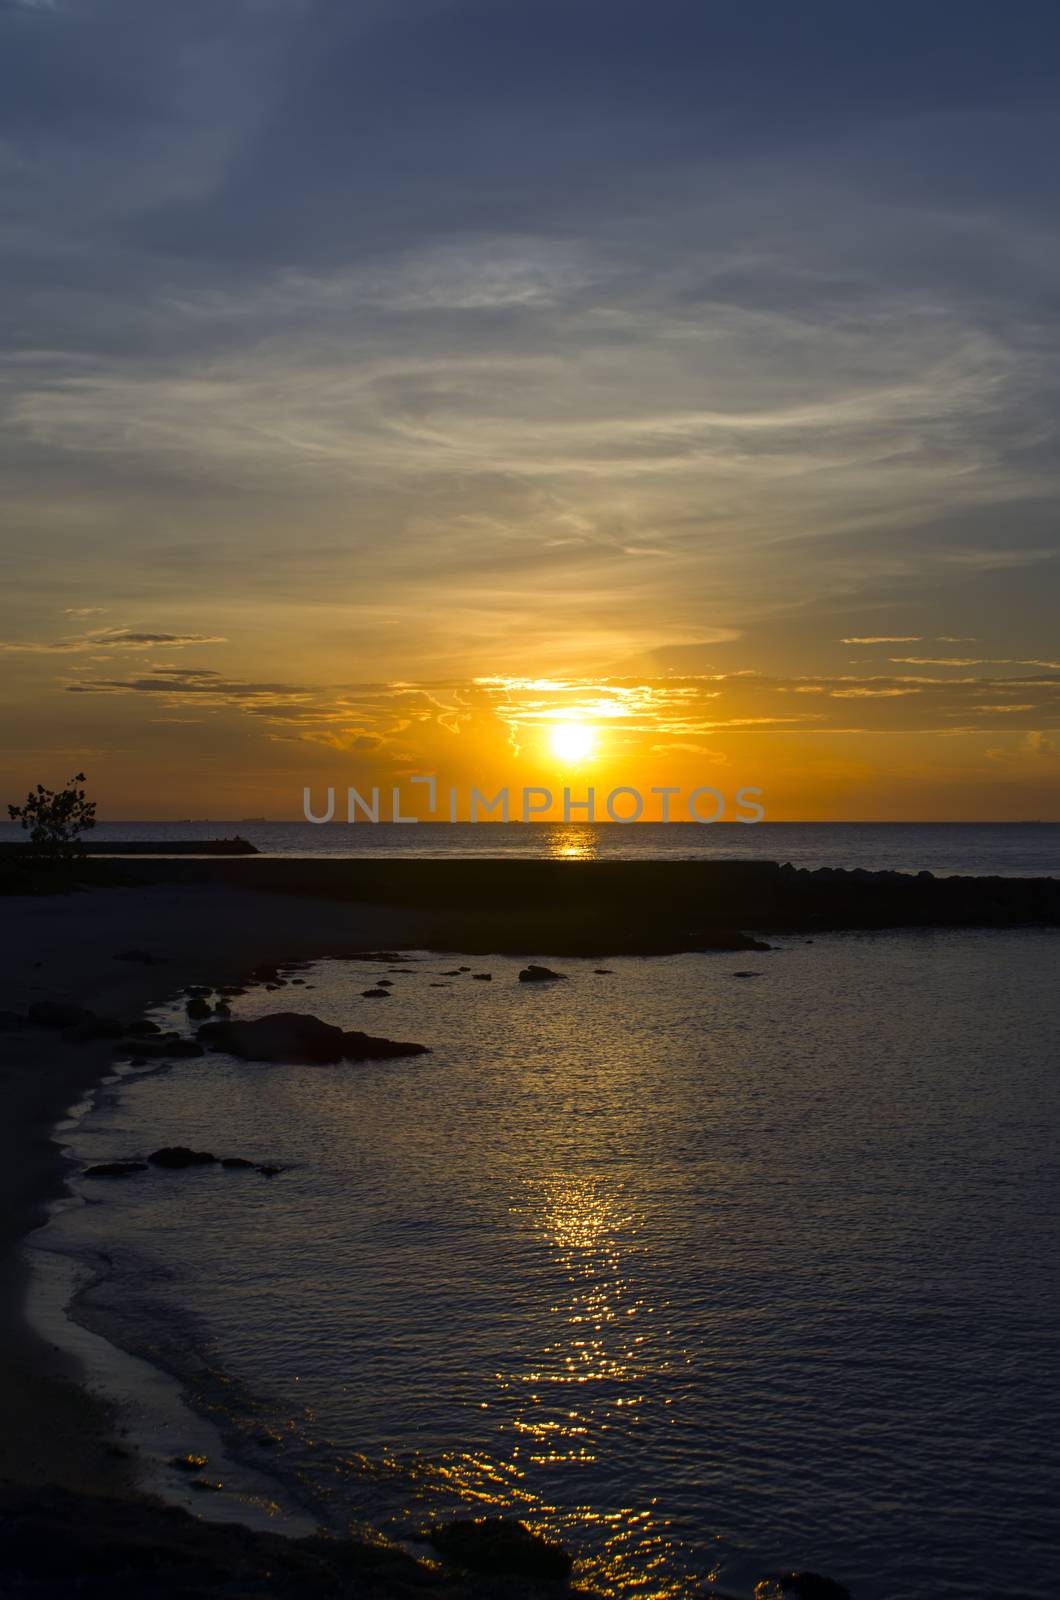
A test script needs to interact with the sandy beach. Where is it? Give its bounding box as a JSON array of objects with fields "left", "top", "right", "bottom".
[{"left": 0, "top": 882, "right": 435, "bottom": 1487}]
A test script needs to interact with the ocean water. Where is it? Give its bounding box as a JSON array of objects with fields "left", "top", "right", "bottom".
[
  {"left": 3, "top": 820, "right": 1058, "bottom": 876},
  {"left": 36, "top": 929, "right": 1060, "bottom": 1600}
]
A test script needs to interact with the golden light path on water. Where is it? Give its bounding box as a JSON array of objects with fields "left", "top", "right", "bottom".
[
  {"left": 544, "top": 824, "right": 601, "bottom": 860},
  {"left": 388, "top": 1174, "right": 704, "bottom": 1599}
]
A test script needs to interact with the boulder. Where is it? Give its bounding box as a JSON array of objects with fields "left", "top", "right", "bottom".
[
  {"left": 147, "top": 1147, "right": 217, "bottom": 1170},
  {"left": 428, "top": 1518, "right": 572, "bottom": 1580},
  {"left": 197, "top": 1012, "right": 428, "bottom": 1064},
  {"left": 362, "top": 988, "right": 389, "bottom": 998},
  {"left": 185, "top": 985, "right": 212, "bottom": 998},
  {"left": 518, "top": 965, "right": 567, "bottom": 983},
  {"left": 472, "top": 973, "right": 492, "bottom": 981},
  {"left": 732, "top": 970, "right": 764, "bottom": 979},
  {"left": 125, "top": 1019, "right": 163, "bottom": 1037},
  {"left": 753, "top": 1575, "right": 850, "bottom": 1600},
  {"left": 83, "top": 1162, "right": 148, "bottom": 1178},
  {"left": 220, "top": 1157, "right": 255, "bottom": 1169},
  {"left": 185, "top": 998, "right": 212, "bottom": 1020},
  {"left": 593, "top": 968, "right": 614, "bottom": 975}
]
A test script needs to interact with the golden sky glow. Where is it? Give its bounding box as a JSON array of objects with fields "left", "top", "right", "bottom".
[{"left": 2, "top": 4, "right": 1059, "bottom": 820}]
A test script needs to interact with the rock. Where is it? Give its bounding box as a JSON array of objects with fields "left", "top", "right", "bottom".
[
  {"left": 593, "top": 968, "right": 614, "bottom": 974},
  {"left": 290, "top": 978, "right": 306, "bottom": 985},
  {"left": 113, "top": 948, "right": 164, "bottom": 964},
  {"left": 429, "top": 982, "right": 448, "bottom": 987},
  {"left": 343, "top": 1029, "right": 428, "bottom": 1061},
  {"left": 258, "top": 1164, "right": 283, "bottom": 1178},
  {"left": 217, "top": 985, "right": 246, "bottom": 997},
  {"left": 185, "top": 985, "right": 212, "bottom": 998},
  {"left": 128, "top": 1057, "right": 147, "bottom": 1067},
  {"left": 753, "top": 1574, "right": 850, "bottom": 1600},
  {"left": 472, "top": 973, "right": 492, "bottom": 981},
  {"left": 198, "top": 1012, "right": 429, "bottom": 1064},
  {"left": 458, "top": 966, "right": 471, "bottom": 972},
  {"left": 428, "top": 1518, "right": 572, "bottom": 1580},
  {"left": 171, "top": 1455, "right": 208, "bottom": 1473},
  {"left": 125, "top": 1019, "right": 163, "bottom": 1037},
  {"left": 28, "top": 1001, "right": 94, "bottom": 1029},
  {"left": 220, "top": 1157, "right": 255, "bottom": 1169},
  {"left": 732, "top": 970, "right": 763, "bottom": 978},
  {"left": 441, "top": 969, "right": 464, "bottom": 976},
  {"left": 213, "top": 1002, "right": 232, "bottom": 1018},
  {"left": 147, "top": 1147, "right": 217, "bottom": 1170},
  {"left": 250, "top": 964, "right": 280, "bottom": 982},
  {"left": 376, "top": 979, "right": 393, "bottom": 987},
  {"left": 518, "top": 965, "right": 567, "bottom": 983},
  {"left": 186, "top": 998, "right": 212, "bottom": 1020},
  {"left": 168, "top": 1038, "right": 205, "bottom": 1058},
  {"left": 84, "top": 1161, "right": 148, "bottom": 1178},
  {"left": 362, "top": 988, "right": 389, "bottom": 998}
]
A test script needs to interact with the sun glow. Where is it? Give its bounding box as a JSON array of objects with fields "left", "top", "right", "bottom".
[{"left": 549, "top": 722, "right": 597, "bottom": 763}]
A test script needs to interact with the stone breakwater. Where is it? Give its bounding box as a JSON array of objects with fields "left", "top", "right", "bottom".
[{"left": 72, "top": 856, "right": 1060, "bottom": 954}]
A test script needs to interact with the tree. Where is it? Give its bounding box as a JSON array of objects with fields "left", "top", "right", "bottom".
[{"left": 7, "top": 772, "right": 97, "bottom": 862}]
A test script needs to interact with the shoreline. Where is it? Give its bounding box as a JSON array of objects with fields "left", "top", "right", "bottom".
[
  {"left": 2, "top": 870, "right": 1057, "bottom": 1595},
  {"left": 0, "top": 881, "right": 433, "bottom": 1502}
]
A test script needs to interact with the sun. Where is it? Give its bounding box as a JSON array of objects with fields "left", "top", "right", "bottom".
[{"left": 549, "top": 722, "right": 597, "bottom": 763}]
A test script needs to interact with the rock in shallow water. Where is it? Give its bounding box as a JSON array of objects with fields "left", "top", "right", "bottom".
[
  {"left": 428, "top": 1517, "right": 573, "bottom": 1579},
  {"left": 83, "top": 1161, "right": 148, "bottom": 1178},
  {"left": 518, "top": 965, "right": 567, "bottom": 983},
  {"left": 148, "top": 1146, "right": 217, "bottom": 1170},
  {"left": 197, "top": 1011, "right": 428, "bottom": 1063}
]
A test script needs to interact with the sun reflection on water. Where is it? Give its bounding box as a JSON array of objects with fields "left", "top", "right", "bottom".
[
  {"left": 543, "top": 825, "right": 601, "bottom": 860},
  {"left": 388, "top": 1173, "right": 692, "bottom": 1598}
]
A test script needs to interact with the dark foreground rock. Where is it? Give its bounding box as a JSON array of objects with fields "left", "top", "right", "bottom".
[
  {"left": 429, "top": 1517, "right": 573, "bottom": 1580},
  {"left": 754, "top": 1574, "right": 850, "bottom": 1600},
  {"left": 0, "top": 1480, "right": 594, "bottom": 1600},
  {"left": 0, "top": 1480, "right": 420, "bottom": 1600},
  {"left": 198, "top": 1011, "right": 428, "bottom": 1063},
  {"left": 518, "top": 965, "right": 567, "bottom": 983},
  {"left": 84, "top": 1161, "right": 148, "bottom": 1178}
]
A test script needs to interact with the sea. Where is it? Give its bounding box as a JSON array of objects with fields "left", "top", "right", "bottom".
[
  {"left": 22, "top": 824, "right": 1060, "bottom": 1600},
  {"left": 5, "top": 818, "right": 1059, "bottom": 876}
]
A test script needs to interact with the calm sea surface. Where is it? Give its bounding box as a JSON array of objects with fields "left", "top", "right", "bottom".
[
  {"left": 39, "top": 929, "right": 1060, "bottom": 1600},
  {"left": 4, "top": 820, "right": 1058, "bottom": 876}
]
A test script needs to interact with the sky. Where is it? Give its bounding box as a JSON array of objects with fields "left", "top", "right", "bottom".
[{"left": 2, "top": 0, "right": 1059, "bottom": 820}]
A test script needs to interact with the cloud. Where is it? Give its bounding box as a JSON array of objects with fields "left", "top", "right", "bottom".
[
  {"left": 890, "top": 656, "right": 1060, "bottom": 669},
  {"left": 0, "top": 627, "right": 226, "bottom": 654},
  {"left": 840, "top": 636, "right": 922, "bottom": 644}
]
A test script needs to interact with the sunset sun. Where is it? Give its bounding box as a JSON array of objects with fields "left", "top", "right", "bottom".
[{"left": 549, "top": 722, "right": 597, "bottom": 763}]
